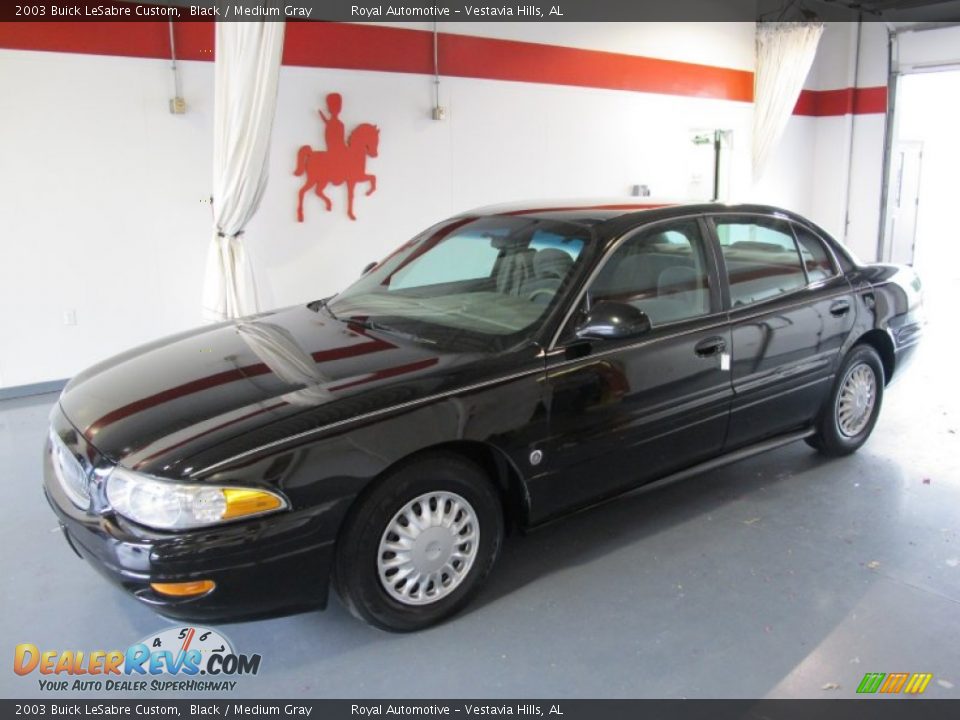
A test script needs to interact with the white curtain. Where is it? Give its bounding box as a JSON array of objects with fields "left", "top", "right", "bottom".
[
  {"left": 753, "top": 22, "right": 823, "bottom": 181},
  {"left": 201, "top": 21, "right": 286, "bottom": 321}
]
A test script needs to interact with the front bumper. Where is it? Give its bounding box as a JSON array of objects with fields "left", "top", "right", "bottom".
[{"left": 43, "top": 413, "right": 337, "bottom": 623}]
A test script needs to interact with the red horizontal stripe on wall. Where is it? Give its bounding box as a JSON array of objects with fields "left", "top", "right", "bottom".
[
  {"left": 0, "top": 21, "right": 214, "bottom": 59},
  {"left": 289, "top": 22, "right": 754, "bottom": 102},
  {"left": 438, "top": 31, "right": 752, "bottom": 101},
  {"left": 283, "top": 21, "right": 433, "bottom": 76},
  {"left": 0, "top": 20, "right": 753, "bottom": 103},
  {"left": 794, "top": 86, "right": 887, "bottom": 116}
]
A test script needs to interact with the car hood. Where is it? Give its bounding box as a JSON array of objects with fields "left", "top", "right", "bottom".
[{"left": 59, "top": 304, "right": 515, "bottom": 478}]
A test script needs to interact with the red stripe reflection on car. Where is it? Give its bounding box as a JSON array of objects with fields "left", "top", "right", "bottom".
[
  {"left": 134, "top": 356, "right": 441, "bottom": 472},
  {"left": 497, "top": 203, "right": 671, "bottom": 216},
  {"left": 130, "top": 401, "right": 287, "bottom": 471},
  {"left": 85, "top": 336, "right": 395, "bottom": 436},
  {"left": 328, "top": 358, "right": 440, "bottom": 393}
]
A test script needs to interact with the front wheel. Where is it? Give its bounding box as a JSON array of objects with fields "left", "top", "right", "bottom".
[
  {"left": 333, "top": 455, "right": 503, "bottom": 632},
  {"left": 807, "top": 344, "right": 885, "bottom": 457}
]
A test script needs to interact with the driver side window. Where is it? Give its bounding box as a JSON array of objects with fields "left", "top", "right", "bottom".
[{"left": 587, "top": 220, "right": 712, "bottom": 327}]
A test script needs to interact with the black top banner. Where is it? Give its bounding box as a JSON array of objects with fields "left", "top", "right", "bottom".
[
  {"left": 2, "top": 700, "right": 960, "bottom": 720},
  {"left": 5, "top": 0, "right": 960, "bottom": 22}
]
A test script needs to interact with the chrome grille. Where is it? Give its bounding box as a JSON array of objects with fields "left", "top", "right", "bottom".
[{"left": 50, "top": 431, "right": 91, "bottom": 509}]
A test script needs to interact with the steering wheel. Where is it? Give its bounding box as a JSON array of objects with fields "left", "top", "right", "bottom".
[{"left": 527, "top": 287, "right": 556, "bottom": 303}]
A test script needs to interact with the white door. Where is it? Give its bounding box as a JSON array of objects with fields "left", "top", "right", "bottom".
[{"left": 887, "top": 140, "right": 924, "bottom": 266}]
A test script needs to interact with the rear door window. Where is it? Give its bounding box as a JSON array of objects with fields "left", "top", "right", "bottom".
[
  {"left": 793, "top": 224, "right": 838, "bottom": 283},
  {"left": 715, "top": 217, "right": 806, "bottom": 307}
]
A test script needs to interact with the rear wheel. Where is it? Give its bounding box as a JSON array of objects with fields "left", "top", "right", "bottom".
[
  {"left": 333, "top": 454, "right": 503, "bottom": 632},
  {"left": 807, "top": 344, "right": 885, "bottom": 457}
]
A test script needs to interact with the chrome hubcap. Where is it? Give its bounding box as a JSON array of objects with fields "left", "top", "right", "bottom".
[
  {"left": 377, "top": 491, "right": 479, "bottom": 606},
  {"left": 837, "top": 362, "right": 877, "bottom": 437}
]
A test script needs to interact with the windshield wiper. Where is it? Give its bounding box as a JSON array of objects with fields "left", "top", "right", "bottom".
[
  {"left": 346, "top": 317, "right": 436, "bottom": 345},
  {"left": 307, "top": 296, "right": 339, "bottom": 321}
]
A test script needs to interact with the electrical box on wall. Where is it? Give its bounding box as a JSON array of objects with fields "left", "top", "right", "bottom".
[
  {"left": 432, "top": 106, "right": 447, "bottom": 121},
  {"left": 169, "top": 97, "right": 187, "bottom": 114}
]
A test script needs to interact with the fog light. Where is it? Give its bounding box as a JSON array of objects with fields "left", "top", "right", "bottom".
[{"left": 150, "top": 580, "right": 216, "bottom": 597}]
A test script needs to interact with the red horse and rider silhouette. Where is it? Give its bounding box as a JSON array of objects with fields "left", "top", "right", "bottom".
[{"left": 295, "top": 93, "right": 379, "bottom": 222}]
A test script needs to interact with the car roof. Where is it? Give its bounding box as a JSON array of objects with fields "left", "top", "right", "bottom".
[
  {"left": 453, "top": 199, "right": 857, "bottom": 267},
  {"left": 464, "top": 198, "right": 679, "bottom": 225},
  {"left": 462, "top": 199, "right": 811, "bottom": 229}
]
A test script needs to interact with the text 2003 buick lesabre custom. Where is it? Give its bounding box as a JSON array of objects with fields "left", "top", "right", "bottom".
[{"left": 45, "top": 201, "right": 923, "bottom": 631}]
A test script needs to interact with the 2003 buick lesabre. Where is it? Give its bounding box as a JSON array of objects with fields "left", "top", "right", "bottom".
[{"left": 45, "top": 201, "right": 923, "bottom": 631}]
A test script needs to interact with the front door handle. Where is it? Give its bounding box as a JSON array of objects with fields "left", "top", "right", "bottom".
[
  {"left": 830, "top": 300, "right": 851, "bottom": 317},
  {"left": 695, "top": 336, "right": 727, "bottom": 357}
]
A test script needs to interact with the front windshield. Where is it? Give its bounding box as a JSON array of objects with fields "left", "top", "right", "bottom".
[{"left": 328, "top": 216, "right": 591, "bottom": 349}]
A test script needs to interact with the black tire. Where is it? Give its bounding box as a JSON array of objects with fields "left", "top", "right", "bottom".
[
  {"left": 333, "top": 454, "right": 503, "bottom": 632},
  {"left": 807, "top": 344, "right": 885, "bottom": 457}
]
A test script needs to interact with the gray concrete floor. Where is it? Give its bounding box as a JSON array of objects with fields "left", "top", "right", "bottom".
[{"left": 2, "top": 287, "right": 958, "bottom": 700}]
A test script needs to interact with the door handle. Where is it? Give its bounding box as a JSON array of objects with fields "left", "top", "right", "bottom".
[
  {"left": 695, "top": 336, "right": 726, "bottom": 357},
  {"left": 830, "top": 300, "right": 851, "bottom": 317}
]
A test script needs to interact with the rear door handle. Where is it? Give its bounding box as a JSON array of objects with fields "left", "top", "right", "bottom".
[
  {"left": 695, "top": 336, "right": 727, "bottom": 357},
  {"left": 830, "top": 300, "right": 851, "bottom": 317}
]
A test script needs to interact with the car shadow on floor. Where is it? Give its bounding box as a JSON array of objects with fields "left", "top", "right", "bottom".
[{"left": 473, "top": 439, "right": 836, "bottom": 610}]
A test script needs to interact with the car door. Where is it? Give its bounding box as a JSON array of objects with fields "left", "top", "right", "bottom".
[
  {"left": 527, "top": 217, "right": 734, "bottom": 524},
  {"left": 708, "top": 214, "right": 857, "bottom": 450}
]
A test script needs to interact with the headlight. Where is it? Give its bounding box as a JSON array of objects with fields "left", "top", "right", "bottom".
[{"left": 106, "top": 467, "right": 286, "bottom": 531}]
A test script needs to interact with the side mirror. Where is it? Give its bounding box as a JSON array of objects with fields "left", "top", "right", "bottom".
[
  {"left": 361, "top": 261, "right": 377, "bottom": 276},
  {"left": 575, "top": 301, "right": 652, "bottom": 341}
]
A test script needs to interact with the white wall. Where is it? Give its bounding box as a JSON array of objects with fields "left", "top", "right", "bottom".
[
  {"left": 804, "top": 22, "right": 888, "bottom": 261},
  {"left": 751, "top": 116, "right": 817, "bottom": 218},
  {"left": 759, "top": 22, "right": 890, "bottom": 262},
  {"left": 0, "top": 22, "right": 759, "bottom": 388},
  {"left": 0, "top": 50, "right": 214, "bottom": 389},
  {"left": 255, "top": 68, "right": 757, "bottom": 311}
]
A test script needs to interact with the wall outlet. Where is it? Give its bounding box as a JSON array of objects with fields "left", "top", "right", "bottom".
[
  {"left": 431, "top": 106, "right": 447, "bottom": 121},
  {"left": 169, "top": 97, "right": 187, "bottom": 114},
  {"left": 63, "top": 309, "right": 77, "bottom": 326}
]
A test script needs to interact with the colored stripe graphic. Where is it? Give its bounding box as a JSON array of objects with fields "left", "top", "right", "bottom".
[
  {"left": 857, "top": 671, "right": 933, "bottom": 694},
  {"left": 904, "top": 673, "right": 933, "bottom": 694},
  {"left": 857, "top": 673, "right": 886, "bottom": 694},
  {"left": 879, "top": 672, "right": 909, "bottom": 693}
]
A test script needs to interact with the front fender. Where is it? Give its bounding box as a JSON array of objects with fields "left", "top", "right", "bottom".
[{"left": 193, "top": 368, "right": 548, "bottom": 544}]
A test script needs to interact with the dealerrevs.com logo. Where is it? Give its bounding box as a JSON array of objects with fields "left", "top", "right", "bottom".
[{"left": 13, "top": 626, "right": 261, "bottom": 692}]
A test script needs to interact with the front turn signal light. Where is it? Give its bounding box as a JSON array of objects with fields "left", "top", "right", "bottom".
[
  {"left": 222, "top": 488, "right": 285, "bottom": 519},
  {"left": 150, "top": 580, "right": 216, "bottom": 597}
]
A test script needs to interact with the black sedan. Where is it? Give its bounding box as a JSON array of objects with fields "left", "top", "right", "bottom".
[{"left": 44, "top": 202, "right": 924, "bottom": 631}]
